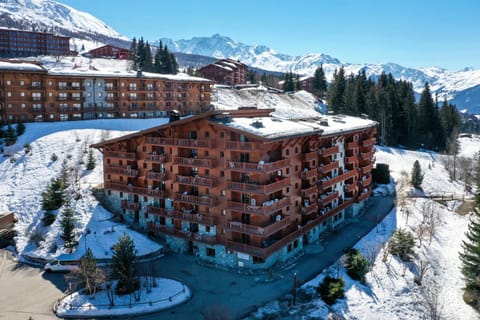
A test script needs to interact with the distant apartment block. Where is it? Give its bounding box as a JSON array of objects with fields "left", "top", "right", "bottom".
[
  {"left": 0, "top": 28, "right": 71, "bottom": 57},
  {"left": 199, "top": 59, "right": 248, "bottom": 85},
  {"left": 86, "top": 45, "right": 130, "bottom": 59},
  {"left": 0, "top": 60, "right": 213, "bottom": 123},
  {"left": 92, "top": 108, "right": 377, "bottom": 271}
]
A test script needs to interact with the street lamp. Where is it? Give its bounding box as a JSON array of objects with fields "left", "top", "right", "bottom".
[{"left": 292, "top": 272, "right": 297, "bottom": 305}]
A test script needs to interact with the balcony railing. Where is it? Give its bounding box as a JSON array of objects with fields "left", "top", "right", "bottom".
[
  {"left": 344, "top": 182, "right": 358, "bottom": 193},
  {"left": 121, "top": 200, "right": 140, "bottom": 211},
  {"left": 174, "top": 156, "right": 216, "bottom": 168},
  {"left": 345, "top": 141, "right": 359, "bottom": 149},
  {"left": 360, "top": 151, "right": 374, "bottom": 161},
  {"left": 356, "top": 189, "right": 372, "bottom": 202},
  {"left": 359, "top": 175, "right": 372, "bottom": 187},
  {"left": 146, "top": 206, "right": 214, "bottom": 225},
  {"left": 228, "top": 198, "right": 290, "bottom": 216},
  {"left": 301, "top": 168, "right": 317, "bottom": 180},
  {"left": 360, "top": 163, "right": 373, "bottom": 175},
  {"left": 104, "top": 151, "right": 136, "bottom": 161},
  {"left": 318, "top": 161, "right": 339, "bottom": 174},
  {"left": 227, "top": 158, "right": 290, "bottom": 173},
  {"left": 302, "top": 150, "right": 317, "bottom": 162},
  {"left": 147, "top": 171, "right": 167, "bottom": 181},
  {"left": 318, "top": 191, "right": 339, "bottom": 207},
  {"left": 144, "top": 137, "right": 175, "bottom": 145},
  {"left": 105, "top": 166, "right": 138, "bottom": 177},
  {"left": 301, "top": 202, "right": 318, "bottom": 215},
  {"left": 175, "top": 174, "right": 217, "bottom": 187},
  {"left": 145, "top": 136, "right": 214, "bottom": 148},
  {"left": 104, "top": 181, "right": 165, "bottom": 198},
  {"left": 227, "top": 177, "right": 290, "bottom": 194},
  {"left": 318, "top": 145, "right": 339, "bottom": 157},
  {"left": 175, "top": 193, "right": 217, "bottom": 206},
  {"left": 229, "top": 216, "right": 291, "bottom": 237},
  {"left": 144, "top": 153, "right": 166, "bottom": 163},
  {"left": 301, "top": 185, "right": 317, "bottom": 198},
  {"left": 361, "top": 137, "right": 376, "bottom": 147},
  {"left": 319, "top": 170, "right": 357, "bottom": 190},
  {"left": 147, "top": 223, "right": 217, "bottom": 245},
  {"left": 225, "top": 141, "right": 259, "bottom": 151},
  {"left": 344, "top": 156, "right": 358, "bottom": 165}
]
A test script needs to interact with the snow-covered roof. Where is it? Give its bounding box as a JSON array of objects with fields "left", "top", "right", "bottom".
[
  {"left": 0, "top": 60, "right": 46, "bottom": 72},
  {"left": 216, "top": 113, "right": 376, "bottom": 140}
]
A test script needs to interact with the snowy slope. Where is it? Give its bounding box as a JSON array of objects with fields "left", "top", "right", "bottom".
[{"left": 162, "top": 34, "right": 480, "bottom": 113}]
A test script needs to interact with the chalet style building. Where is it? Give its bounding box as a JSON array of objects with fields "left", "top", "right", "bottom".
[
  {"left": 0, "top": 60, "right": 212, "bottom": 123},
  {"left": 0, "top": 28, "right": 71, "bottom": 57},
  {"left": 92, "top": 108, "right": 377, "bottom": 270},
  {"left": 86, "top": 45, "right": 130, "bottom": 59},
  {"left": 199, "top": 59, "right": 248, "bottom": 85}
]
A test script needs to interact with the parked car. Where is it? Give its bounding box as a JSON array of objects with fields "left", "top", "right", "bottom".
[{"left": 44, "top": 257, "right": 79, "bottom": 272}]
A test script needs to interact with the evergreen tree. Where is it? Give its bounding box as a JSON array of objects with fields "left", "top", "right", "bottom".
[
  {"left": 16, "top": 122, "right": 25, "bottom": 136},
  {"left": 411, "top": 160, "right": 424, "bottom": 189},
  {"left": 459, "top": 211, "right": 480, "bottom": 308},
  {"left": 312, "top": 65, "right": 328, "bottom": 97},
  {"left": 326, "top": 67, "right": 346, "bottom": 113},
  {"left": 71, "top": 248, "right": 106, "bottom": 296},
  {"left": 5, "top": 124, "right": 17, "bottom": 146},
  {"left": 41, "top": 178, "right": 65, "bottom": 212},
  {"left": 60, "top": 202, "right": 76, "bottom": 249},
  {"left": 247, "top": 70, "right": 256, "bottom": 84},
  {"left": 388, "top": 228, "right": 416, "bottom": 261},
  {"left": 295, "top": 74, "right": 301, "bottom": 91},
  {"left": 129, "top": 37, "right": 138, "bottom": 71},
  {"left": 153, "top": 41, "right": 163, "bottom": 73},
  {"left": 86, "top": 149, "right": 96, "bottom": 170},
  {"left": 111, "top": 233, "right": 138, "bottom": 295},
  {"left": 143, "top": 42, "right": 153, "bottom": 72},
  {"left": 283, "top": 71, "right": 295, "bottom": 92},
  {"left": 417, "top": 82, "right": 444, "bottom": 150}
]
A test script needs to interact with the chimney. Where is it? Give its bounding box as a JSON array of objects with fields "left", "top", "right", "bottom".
[
  {"left": 136, "top": 70, "right": 142, "bottom": 78},
  {"left": 169, "top": 110, "right": 180, "bottom": 123}
]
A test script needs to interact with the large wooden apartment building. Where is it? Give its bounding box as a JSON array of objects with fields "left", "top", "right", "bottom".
[
  {"left": 0, "top": 60, "right": 213, "bottom": 123},
  {"left": 92, "top": 108, "right": 377, "bottom": 270},
  {"left": 199, "top": 59, "right": 248, "bottom": 86}
]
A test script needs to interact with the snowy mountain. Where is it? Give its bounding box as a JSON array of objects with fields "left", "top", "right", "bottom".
[
  {"left": 0, "top": 0, "right": 129, "bottom": 49},
  {"left": 161, "top": 34, "right": 480, "bottom": 113}
]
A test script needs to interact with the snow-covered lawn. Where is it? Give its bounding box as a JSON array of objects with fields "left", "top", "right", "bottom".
[{"left": 56, "top": 277, "right": 190, "bottom": 318}]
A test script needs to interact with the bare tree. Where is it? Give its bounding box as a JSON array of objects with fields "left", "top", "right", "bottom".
[
  {"left": 364, "top": 243, "right": 381, "bottom": 270},
  {"left": 381, "top": 242, "right": 389, "bottom": 263},
  {"left": 420, "top": 283, "right": 444, "bottom": 320},
  {"left": 414, "top": 259, "right": 431, "bottom": 286}
]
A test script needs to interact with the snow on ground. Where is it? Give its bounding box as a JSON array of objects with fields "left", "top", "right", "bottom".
[
  {"left": 458, "top": 135, "right": 480, "bottom": 159},
  {"left": 56, "top": 278, "right": 190, "bottom": 318},
  {"left": 290, "top": 145, "right": 479, "bottom": 320},
  {"left": 0, "top": 119, "right": 168, "bottom": 260}
]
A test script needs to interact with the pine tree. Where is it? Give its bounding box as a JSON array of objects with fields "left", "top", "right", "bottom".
[
  {"left": 326, "top": 67, "right": 346, "bottom": 114},
  {"left": 41, "top": 178, "right": 65, "bottom": 212},
  {"left": 86, "top": 149, "right": 96, "bottom": 170},
  {"left": 16, "top": 122, "right": 25, "bottom": 136},
  {"left": 411, "top": 160, "right": 424, "bottom": 189},
  {"left": 129, "top": 37, "right": 138, "bottom": 71},
  {"left": 283, "top": 71, "right": 295, "bottom": 92},
  {"left": 143, "top": 42, "right": 153, "bottom": 72},
  {"left": 5, "top": 124, "right": 17, "bottom": 146},
  {"left": 459, "top": 211, "right": 480, "bottom": 308},
  {"left": 312, "top": 65, "right": 328, "bottom": 97},
  {"left": 60, "top": 202, "right": 76, "bottom": 249},
  {"left": 388, "top": 228, "right": 415, "bottom": 261},
  {"left": 111, "top": 233, "right": 138, "bottom": 295}
]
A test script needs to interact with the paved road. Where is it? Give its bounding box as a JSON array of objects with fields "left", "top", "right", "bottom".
[
  {"left": 0, "top": 195, "right": 393, "bottom": 320},
  {"left": 135, "top": 195, "right": 395, "bottom": 320},
  {"left": 0, "top": 250, "right": 65, "bottom": 320}
]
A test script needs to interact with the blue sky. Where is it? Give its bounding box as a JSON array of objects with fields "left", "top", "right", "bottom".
[{"left": 60, "top": 0, "right": 480, "bottom": 70}]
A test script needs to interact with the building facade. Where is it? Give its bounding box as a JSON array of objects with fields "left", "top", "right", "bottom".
[
  {"left": 0, "top": 60, "right": 213, "bottom": 123},
  {"left": 86, "top": 45, "right": 130, "bottom": 59},
  {"left": 199, "top": 59, "right": 248, "bottom": 86},
  {"left": 93, "top": 108, "right": 377, "bottom": 271},
  {"left": 0, "top": 28, "right": 71, "bottom": 57}
]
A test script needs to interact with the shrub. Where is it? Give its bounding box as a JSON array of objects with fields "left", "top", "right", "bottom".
[
  {"left": 344, "top": 249, "right": 369, "bottom": 282},
  {"left": 372, "top": 163, "right": 390, "bottom": 184},
  {"left": 42, "top": 212, "right": 56, "bottom": 226},
  {"left": 24, "top": 143, "right": 31, "bottom": 154},
  {"left": 51, "top": 153, "right": 58, "bottom": 162},
  {"left": 16, "top": 122, "right": 26, "bottom": 136},
  {"left": 411, "top": 160, "right": 424, "bottom": 188},
  {"left": 388, "top": 228, "right": 415, "bottom": 261},
  {"left": 317, "top": 276, "right": 345, "bottom": 305}
]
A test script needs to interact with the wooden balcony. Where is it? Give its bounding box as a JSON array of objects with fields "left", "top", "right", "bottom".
[
  {"left": 144, "top": 153, "right": 167, "bottom": 163},
  {"left": 345, "top": 156, "right": 358, "bottom": 165},
  {"left": 360, "top": 151, "right": 374, "bottom": 161},
  {"left": 121, "top": 200, "right": 140, "bottom": 211},
  {"left": 174, "top": 156, "right": 216, "bottom": 168},
  {"left": 301, "top": 185, "right": 317, "bottom": 198},
  {"left": 318, "top": 191, "right": 339, "bottom": 207},
  {"left": 225, "top": 141, "right": 260, "bottom": 151},
  {"left": 228, "top": 177, "right": 290, "bottom": 194},
  {"left": 175, "top": 174, "right": 217, "bottom": 187},
  {"left": 344, "top": 182, "right": 358, "bottom": 193},
  {"left": 226, "top": 158, "right": 290, "bottom": 173},
  {"left": 105, "top": 166, "right": 138, "bottom": 177},
  {"left": 319, "top": 170, "right": 357, "bottom": 190},
  {"left": 301, "top": 168, "right": 317, "bottom": 180},
  {"left": 175, "top": 193, "right": 217, "bottom": 206},
  {"left": 359, "top": 175, "right": 372, "bottom": 187},
  {"left": 228, "top": 198, "right": 291, "bottom": 216},
  {"left": 148, "top": 223, "right": 217, "bottom": 245},
  {"left": 345, "top": 141, "right": 359, "bottom": 149},
  {"left": 356, "top": 189, "right": 372, "bottom": 202},
  {"left": 104, "top": 151, "right": 136, "bottom": 161},
  {"left": 104, "top": 181, "right": 165, "bottom": 198},
  {"left": 147, "top": 171, "right": 167, "bottom": 181},
  {"left": 360, "top": 163, "right": 373, "bottom": 175},
  {"left": 301, "top": 202, "right": 318, "bottom": 215},
  {"left": 144, "top": 137, "right": 174, "bottom": 145},
  {"left": 229, "top": 216, "right": 291, "bottom": 237},
  {"left": 146, "top": 206, "right": 214, "bottom": 225},
  {"left": 361, "top": 137, "right": 376, "bottom": 147},
  {"left": 318, "top": 145, "right": 339, "bottom": 157},
  {"left": 302, "top": 150, "right": 317, "bottom": 162},
  {"left": 176, "top": 138, "right": 215, "bottom": 148},
  {"left": 318, "top": 161, "right": 339, "bottom": 174}
]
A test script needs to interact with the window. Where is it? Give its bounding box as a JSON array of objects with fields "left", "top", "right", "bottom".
[
  {"left": 220, "top": 151, "right": 224, "bottom": 158},
  {"left": 206, "top": 248, "right": 215, "bottom": 257},
  {"left": 21, "top": 103, "right": 25, "bottom": 109},
  {"left": 7, "top": 92, "right": 11, "bottom": 97},
  {"left": 205, "top": 226, "right": 210, "bottom": 233},
  {"left": 20, "top": 80, "right": 24, "bottom": 86},
  {"left": 6, "top": 80, "right": 11, "bottom": 85}
]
